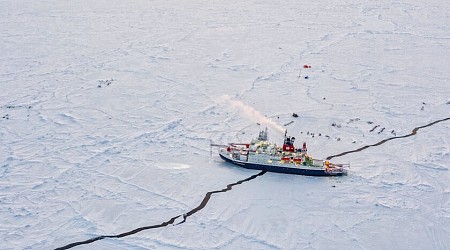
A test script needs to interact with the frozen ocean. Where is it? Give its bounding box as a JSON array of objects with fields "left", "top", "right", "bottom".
[{"left": 1, "top": 0, "right": 449, "bottom": 249}]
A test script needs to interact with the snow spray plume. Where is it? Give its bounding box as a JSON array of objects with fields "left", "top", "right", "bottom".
[{"left": 221, "top": 95, "right": 285, "bottom": 135}]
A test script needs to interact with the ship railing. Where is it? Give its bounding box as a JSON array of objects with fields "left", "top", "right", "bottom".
[
  {"left": 326, "top": 163, "right": 350, "bottom": 173},
  {"left": 334, "top": 163, "right": 350, "bottom": 168}
]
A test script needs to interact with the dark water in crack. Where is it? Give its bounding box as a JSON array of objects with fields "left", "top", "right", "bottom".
[
  {"left": 56, "top": 117, "right": 449, "bottom": 249},
  {"left": 326, "top": 117, "right": 450, "bottom": 160},
  {"left": 55, "top": 171, "right": 267, "bottom": 250}
]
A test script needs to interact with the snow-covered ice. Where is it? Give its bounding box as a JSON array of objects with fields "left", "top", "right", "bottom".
[{"left": 1, "top": 0, "right": 449, "bottom": 249}]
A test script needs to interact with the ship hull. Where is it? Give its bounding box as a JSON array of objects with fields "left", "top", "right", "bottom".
[{"left": 219, "top": 152, "right": 345, "bottom": 177}]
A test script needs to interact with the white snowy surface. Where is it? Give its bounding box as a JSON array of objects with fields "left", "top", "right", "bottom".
[{"left": 1, "top": 0, "right": 449, "bottom": 249}]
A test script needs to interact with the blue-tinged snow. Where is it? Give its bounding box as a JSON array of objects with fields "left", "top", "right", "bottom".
[{"left": 1, "top": 0, "right": 449, "bottom": 249}]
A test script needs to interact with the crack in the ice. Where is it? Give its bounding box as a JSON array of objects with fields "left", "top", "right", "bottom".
[
  {"left": 56, "top": 117, "right": 449, "bottom": 249},
  {"left": 326, "top": 117, "right": 450, "bottom": 160},
  {"left": 55, "top": 170, "right": 267, "bottom": 250}
]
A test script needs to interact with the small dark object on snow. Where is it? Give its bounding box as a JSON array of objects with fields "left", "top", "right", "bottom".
[
  {"left": 370, "top": 125, "right": 380, "bottom": 132},
  {"left": 292, "top": 113, "right": 298, "bottom": 117},
  {"left": 304, "top": 75, "right": 309, "bottom": 79}
]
